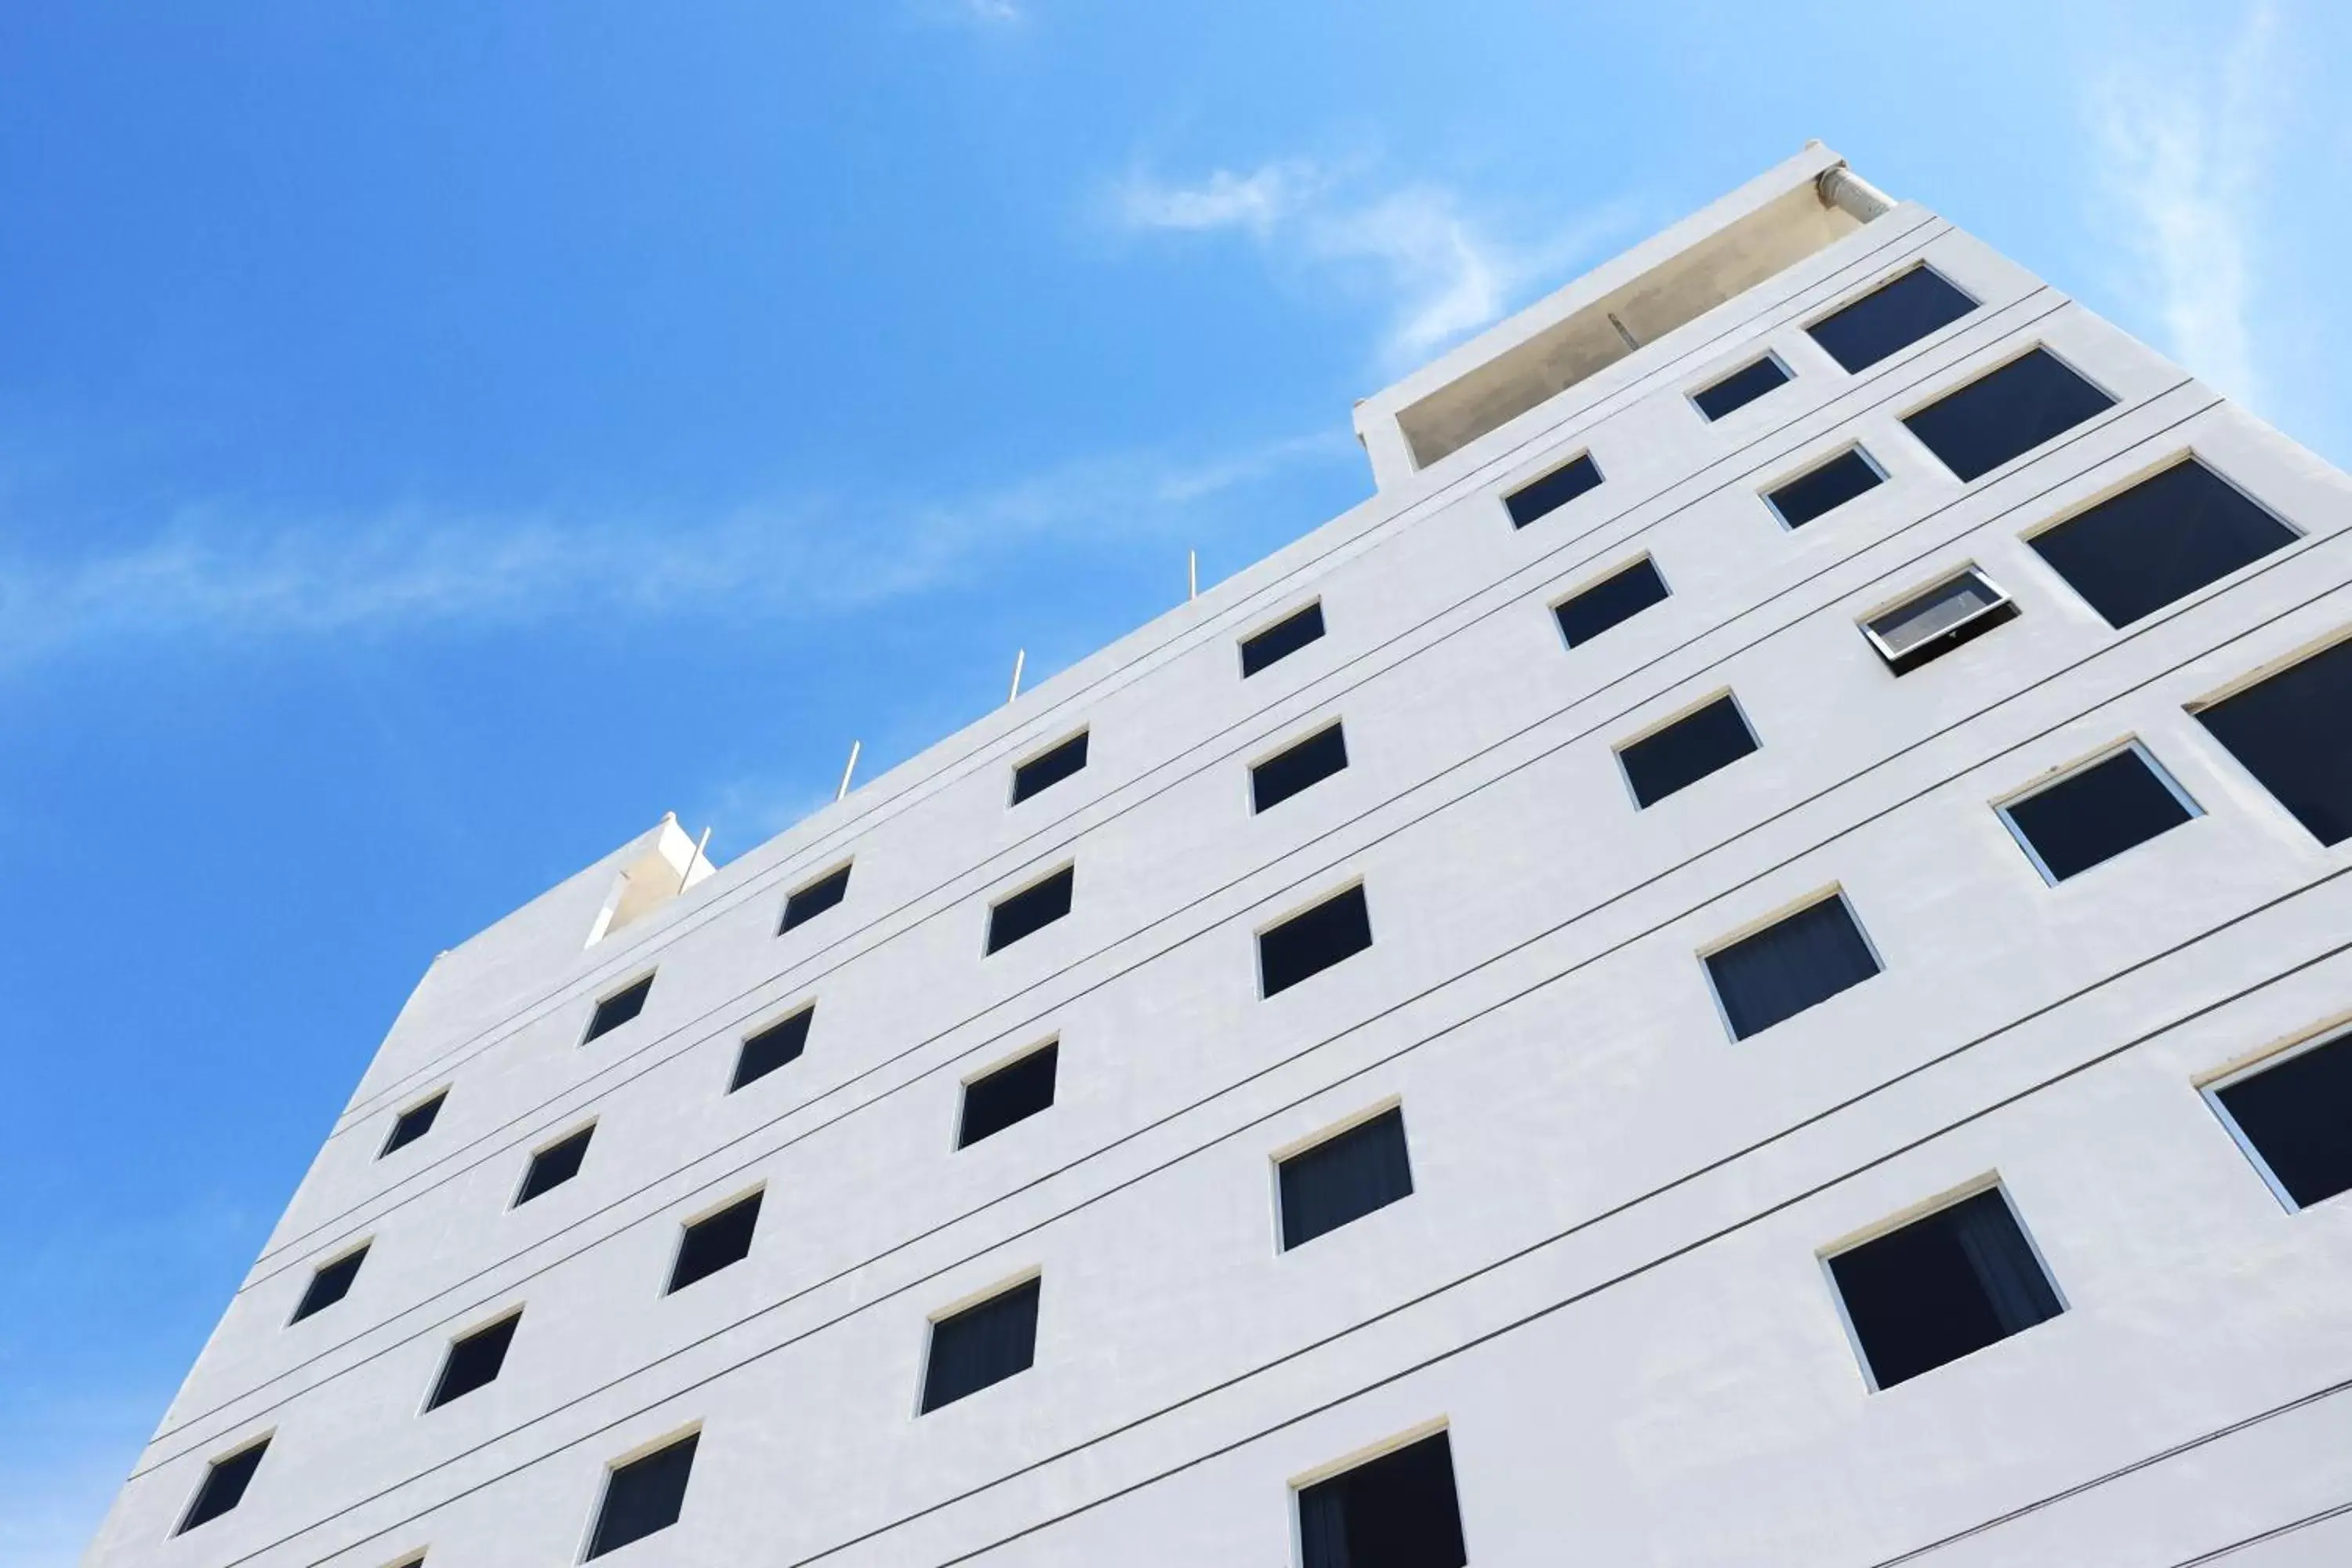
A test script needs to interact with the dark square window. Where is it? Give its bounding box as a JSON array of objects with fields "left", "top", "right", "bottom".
[
  {"left": 2214, "top": 1032, "right": 2352, "bottom": 1209},
  {"left": 2027, "top": 460, "right": 2296, "bottom": 628},
  {"left": 516, "top": 1126, "right": 593, "bottom": 1205},
  {"left": 426, "top": 1312, "right": 520, "bottom": 1410},
  {"left": 586, "top": 1432, "right": 698, "bottom": 1559},
  {"left": 731, "top": 1007, "right": 812, "bottom": 1092},
  {"left": 1902, "top": 348, "right": 2116, "bottom": 482},
  {"left": 1253, "top": 724, "right": 1349, "bottom": 813},
  {"left": 1260, "top": 884, "right": 1373, "bottom": 998},
  {"left": 290, "top": 1244, "right": 369, "bottom": 1324},
  {"left": 1617, "top": 694, "right": 1758, "bottom": 808},
  {"left": 1241, "top": 602, "right": 1327, "bottom": 677},
  {"left": 1296, "top": 1429, "right": 1468, "bottom": 1568},
  {"left": 584, "top": 975, "right": 653, "bottom": 1044},
  {"left": 176, "top": 1439, "right": 270, "bottom": 1534},
  {"left": 381, "top": 1092, "right": 446, "bottom": 1158},
  {"left": 1011, "top": 731, "right": 1089, "bottom": 805},
  {"left": 920, "top": 1276, "right": 1040, "bottom": 1413},
  {"left": 1706, "top": 895, "right": 1881, "bottom": 1040},
  {"left": 1806, "top": 266, "right": 1979, "bottom": 373},
  {"left": 1693, "top": 354, "right": 1791, "bottom": 421},
  {"left": 1279, "top": 1107, "right": 1414, "bottom": 1250},
  {"left": 1554, "top": 557, "right": 1671, "bottom": 648},
  {"left": 958, "top": 1044, "right": 1058, "bottom": 1148},
  {"left": 1768, "top": 448, "right": 1884, "bottom": 528},
  {"left": 2196, "top": 637, "right": 2352, "bottom": 845},
  {"left": 1863, "top": 568, "right": 2019, "bottom": 674},
  {"left": 1504, "top": 452, "right": 1603, "bottom": 528},
  {"left": 986, "top": 866, "right": 1073, "bottom": 954},
  {"left": 779, "top": 863, "right": 851, "bottom": 935},
  {"left": 666, "top": 1191, "right": 761, "bottom": 1294},
  {"left": 1999, "top": 745, "right": 2197, "bottom": 883},
  {"left": 1828, "top": 1187, "right": 2063, "bottom": 1390}
]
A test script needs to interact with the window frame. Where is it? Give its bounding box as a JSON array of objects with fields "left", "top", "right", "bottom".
[
  {"left": 2019, "top": 452, "right": 2303, "bottom": 627},
  {"left": 1857, "top": 564, "right": 2017, "bottom": 673},
  {"left": 983, "top": 859, "right": 1076, "bottom": 956},
  {"left": 512, "top": 1120, "right": 597, "bottom": 1207},
  {"left": 1269, "top": 1094, "right": 1410, "bottom": 1254},
  {"left": 1991, "top": 738, "right": 2202, "bottom": 887},
  {"left": 1548, "top": 553, "right": 1671, "bottom": 652},
  {"left": 1007, "top": 726, "right": 1091, "bottom": 808},
  {"left": 580, "top": 1422, "right": 702, "bottom": 1563},
  {"left": 2199, "top": 1023, "right": 2352, "bottom": 1214},
  {"left": 1697, "top": 884, "right": 1883, "bottom": 1042},
  {"left": 1254, "top": 876, "right": 1372, "bottom": 1000},
  {"left": 288, "top": 1237, "right": 373, "bottom": 1326},
  {"left": 1610, "top": 686, "right": 1757, "bottom": 810},
  {"left": 581, "top": 971, "right": 656, "bottom": 1046},
  {"left": 953, "top": 1035, "right": 1060, "bottom": 1151},
  {"left": 1799, "top": 261, "right": 1980, "bottom": 373},
  {"left": 379, "top": 1088, "right": 450, "bottom": 1159},
  {"left": 1247, "top": 717, "right": 1349, "bottom": 815},
  {"left": 777, "top": 859, "right": 854, "bottom": 936},
  {"left": 1238, "top": 598, "right": 1327, "bottom": 679},
  {"left": 728, "top": 1002, "right": 815, "bottom": 1094},
  {"left": 1286, "top": 1417, "right": 1465, "bottom": 1568},
  {"left": 1895, "top": 341, "right": 2118, "bottom": 483},
  {"left": 175, "top": 1431, "right": 276, "bottom": 1536},
  {"left": 663, "top": 1183, "right": 765, "bottom": 1297},
  {"left": 916, "top": 1266, "right": 1044, "bottom": 1416},
  {"left": 1686, "top": 349, "right": 1792, "bottom": 423},
  {"left": 1761, "top": 441, "right": 1888, "bottom": 532},
  {"left": 422, "top": 1305, "right": 524, "bottom": 1414},
  {"left": 1501, "top": 448, "right": 1604, "bottom": 530}
]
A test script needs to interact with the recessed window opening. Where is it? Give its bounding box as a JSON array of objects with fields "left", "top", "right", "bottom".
[
  {"left": 1252, "top": 723, "right": 1349, "bottom": 813},
  {"left": 1295, "top": 1428, "right": 1468, "bottom": 1568},
  {"left": 586, "top": 1430, "right": 699, "bottom": 1559},
  {"left": 1805, "top": 265, "right": 1979, "bottom": 373},
  {"left": 1553, "top": 557, "right": 1671, "bottom": 648},
  {"left": 2195, "top": 636, "right": 2352, "bottom": 845},
  {"left": 1902, "top": 347, "right": 2117, "bottom": 482},
  {"left": 666, "top": 1190, "right": 762, "bottom": 1294},
  {"left": 1617, "top": 692, "right": 1759, "bottom": 808},
  {"left": 1692, "top": 353, "right": 1791, "bottom": 421},
  {"left": 2209, "top": 1029, "right": 2352, "bottom": 1210},
  {"left": 1862, "top": 568, "right": 2018, "bottom": 674},
  {"left": 176, "top": 1436, "right": 271, "bottom": 1535},
  {"left": 515, "top": 1124, "right": 594, "bottom": 1206},
  {"left": 920, "top": 1276, "right": 1041, "bottom": 1413},
  {"left": 1259, "top": 883, "right": 1374, "bottom": 998},
  {"left": 986, "top": 866, "right": 1073, "bottom": 954},
  {"left": 731, "top": 1006, "right": 813, "bottom": 1092},
  {"left": 1828, "top": 1185, "right": 2063, "bottom": 1390},
  {"left": 1279, "top": 1105, "right": 1414, "bottom": 1250},
  {"left": 289, "top": 1243, "right": 369, "bottom": 1324},
  {"left": 1766, "top": 445, "right": 1884, "bottom": 529},
  {"left": 779, "top": 862, "right": 851, "bottom": 935},
  {"left": 380, "top": 1091, "right": 447, "bottom": 1158},
  {"left": 1504, "top": 452, "right": 1602, "bottom": 528},
  {"left": 1704, "top": 891, "right": 1881, "bottom": 1040},
  {"left": 1997, "top": 742, "right": 2199, "bottom": 884},
  {"left": 958, "top": 1041, "right": 1058, "bottom": 1149},
  {"left": 583, "top": 975, "right": 654, "bottom": 1044},
  {"left": 1010, "top": 730, "right": 1089, "bottom": 806},
  {"left": 425, "top": 1312, "right": 521, "bottom": 1411},
  {"left": 1240, "top": 601, "right": 1326, "bottom": 677},
  {"left": 2027, "top": 459, "right": 2298, "bottom": 628}
]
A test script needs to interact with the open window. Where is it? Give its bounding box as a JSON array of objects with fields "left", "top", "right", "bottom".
[{"left": 1860, "top": 567, "right": 2018, "bottom": 674}]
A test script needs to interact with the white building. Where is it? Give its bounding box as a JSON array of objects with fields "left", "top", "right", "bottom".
[{"left": 84, "top": 143, "right": 2352, "bottom": 1568}]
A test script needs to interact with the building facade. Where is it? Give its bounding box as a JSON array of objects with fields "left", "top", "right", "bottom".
[{"left": 85, "top": 143, "right": 2352, "bottom": 1567}]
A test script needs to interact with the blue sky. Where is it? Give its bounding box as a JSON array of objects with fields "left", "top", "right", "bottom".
[{"left": 3, "top": 2, "right": 2344, "bottom": 1559}]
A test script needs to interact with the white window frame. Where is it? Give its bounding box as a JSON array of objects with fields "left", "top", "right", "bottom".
[{"left": 1991, "top": 738, "right": 2202, "bottom": 886}]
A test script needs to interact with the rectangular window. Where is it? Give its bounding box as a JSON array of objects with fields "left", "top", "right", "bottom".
[
  {"left": 1997, "top": 742, "right": 2198, "bottom": 884},
  {"left": 1251, "top": 722, "right": 1348, "bottom": 813},
  {"left": 731, "top": 1006, "right": 813, "bottom": 1092},
  {"left": 1240, "top": 601, "right": 1327, "bottom": 677},
  {"left": 986, "top": 866, "right": 1073, "bottom": 954},
  {"left": 1766, "top": 446, "right": 1884, "bottom": 529},
  {"left": 1295, "top": 1429, "right": 1468, "bottom": 1568},
  {"left": 2195, "top": 637, "right": 2352, "bottom": 844},
  {"left": 2211, "top": 1031, "right": 2352, "bottom": 1210},
  {"left": 1504, "top": 452, "right": 1602, "bottom": 528},
  {"left": 425, "top": 1312, "right": 520, "bottom": 1411},
  {"left": 586, "top": 1431, "right": 699, "bottom": 1560},
  {"left": 1902, "top": 348, "right": 2116, "bottom": 482},
  {"left": 666, "top": 1191, "right": 762, "bottom": 1294},
  {"left": 920, "top": 1276, "right": 1041, "bottom": 1413},
  {"left": 958, "top": 1042, "right": 1058, "bottom": 1149},
  {"left": 1553, "top": 557, "right": 1670, "bottom": 648},
  {"left": 380, "top": 1091, "right": 446, "bottom": 1158},
  {"left": 1705, "top": 892, "right": 1880, "bottom": 1040},
  {"left": 289, "top": 1243, "right": 368, "bottom": 1324},
  {"left": 2027, "top": 459, "right": 2297, "bottom": 628},
  {"left": 1806, "top": 265, "right": 1978, "bottom": 372},
  {"left": 1692, "top": 354, "right": 1791, "bottom": 421},
  {"left": 583, "top": 975, "right": 653, "bottom": 1044},
  {"left": 515, "top": 1125, "right": 593, "bottom": 1205},
  {"left": 1828, "top": 1186, "right": 2063, "bottom": 1390},
  {"left": 1861, "top": 568, "right": 2018, "bottom": 674},
  {"left": 779, "top": 863, "right": 851, "bottom": 935},
  {"left": 1010, "top": 730, "right": 1089, "bottom": 805},
  {"left": 1259, "top": 884, "right": 1373, "bottom": 998},
  {"left": 1279, "top": 1106, "right": 1414, "bottom": 1250},
  {"left": 1617, "top": 693, "right": 1758, "bottom": 808},
  {"left": 176, "top": 1437, "right": 270, "bottom": 1534}
]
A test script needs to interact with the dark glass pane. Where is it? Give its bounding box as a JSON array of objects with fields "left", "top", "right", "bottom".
[
  {"left": 2027, "top": 460, "right": 2296, "bottom": 627},
  {"left": 1806, "top": 266, "right": 1978, "bottom": 373},
  {"left": 1554, "top": 557, "right": 1671, "bottom": 648},
  {"left": 1830, "top": 1189, "right": 2061, "bottom": 1389},
  {"left": 1768, "top": 448, "right": 1883, "bottom": 528},
  {"left": 585, "top": 975, "right": 654, "bottom": 1044},
  {"left": 517, "top": 1126, "right": 593, "bottom": 1204},
  {"left": 1901, "top": 349, "right": 2116, "bottom": 482},
  {"left": 427, "top": 1313, "right": 520, "bottom": 1410},
  {"left": 1252, "top": 724, "right": 1349, "bottom": 813},
  {"left": 1279, "top": 1108, "right": 1414, "bottom": 1249},
  {"left": 666, "top": 1192, "right": 762, "bottom": 1294},
  {"left": 2002, "top": 748, "right": 2194, "bottom": 881},
  {"left": 1866, "top": 570, "right": 2017, "bottom": 673},
  {"left": 1504, "top": 452, "right": 1603, "bottom": 528},
  {"left": 1260, "top": 885, "right": 1374, "bottom": 997},
  {"left": 586, "top": 1432, "right": 698, "bottom": 1559},
  {"left": 921, "top": 1277, "right": 1041, "bottom": 1413},
  {"left": 1706, "top": 896, "right": 1880, "bottom": 1039},
  {"left": 1618, "top": 695, "right": 1758, "bottom": 808},
  {"left": 1297, "top": 1430, "right": 1468, "bottom": 1568},
  {"left": 1011, "top": 731, "right": 1089, "bottom": 804},
  {"left": 2216, "top": 1034, "right": 2352, "bottom": 1208},
  {"left": 1693, "top": 354, "right": 1791, "bottom": 420},
  {"left": 1241, "top": 603, "right": 1327, "bottom": 677},
  {"left": 290, "top": 1244, "right": 368, "bottom": 1323},
  {"left": 779, "top": 864, "right": 851, "bottom": 934},
  {"left": 178, "top": 1439, "right": 270, "bottom": 1534},
  {"left": 986, "top": 866, "right": 1074, "bottom": 953},
  {"left": 381, "top": 1093, "right": 445, "bottom": 1156},
  {"left": 958, "top": 1044, "right": 1058, "bottom": 1148},
  {"left": 2197, "top": 638, "right": 2352, "bottom": 845},
  {"left": 731, "top": 1007, "right": 813, "bottom": 1091}
]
